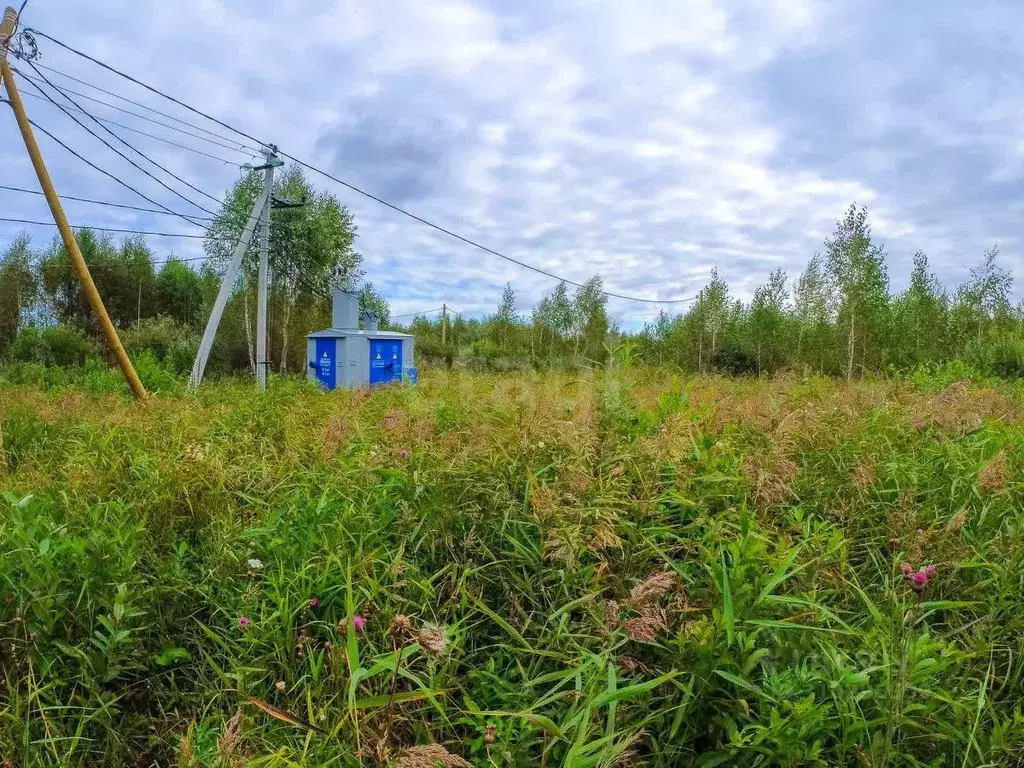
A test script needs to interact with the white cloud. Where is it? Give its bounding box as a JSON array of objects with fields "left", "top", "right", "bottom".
[{"left": 1, "top": 0, "right": 1021, "bottom": 330}]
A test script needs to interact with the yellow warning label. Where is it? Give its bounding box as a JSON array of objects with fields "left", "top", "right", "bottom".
[
  {"left": 376, "top": 353, "right": 382, "bottom": 359},
  {"left": 322, "top": 352, "right": 328, "bottom": 358},
  {"left": 392, "top": 353, "right": 398, "bottom": 359}
]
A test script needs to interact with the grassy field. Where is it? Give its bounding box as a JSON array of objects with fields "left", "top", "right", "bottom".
[{"left": 1, "top": 367, "right": 1023, "bottom": 767}]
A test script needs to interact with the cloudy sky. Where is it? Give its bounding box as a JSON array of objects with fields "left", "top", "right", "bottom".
[{"left": 2, "top": 0, "right": 1022, "bottom": 327}]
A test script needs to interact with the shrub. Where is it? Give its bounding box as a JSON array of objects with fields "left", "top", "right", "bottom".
[
  {"left": 712, "top": 345, "right": 758, "bottom": 375},
  {"left": 7, "top": 324, "right": 99, "bottom": 367}
]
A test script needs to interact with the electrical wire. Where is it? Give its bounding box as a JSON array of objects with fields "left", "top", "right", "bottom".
[
  {"left": 0, "top": 183, "right": 217, "bottom": 220},
  {"left": 15, "top": 85, "right": 242, "bottom": 166},
  {"left": 16, "top": 66, "right": 256, "bottom": 157},
  {"left": 25, "top": 28, "right": 267, "bottom": 149},
  {"left": 24, "top": 28, "right": 698, "bottom": 305},
  {"left": 390, "top": 308, "right": 444, "bottom": 319},
  {"left": 22, "top": 61, "right": 224, "bottom": 211},
  {"left": 8, "top": 80, "right": 215, "bottom": 228},
  {"left": 0, "top": 215, "right": 234, "bottom": 239},
  {"left": 1, "top": 97, "right": 216, "bottom": 231}
]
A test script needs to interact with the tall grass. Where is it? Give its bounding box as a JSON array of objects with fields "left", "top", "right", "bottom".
[{"left": 1, "top": 369, "right": 1023, "bottom": 766}]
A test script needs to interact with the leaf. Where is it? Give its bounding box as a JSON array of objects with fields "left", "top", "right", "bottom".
[
  {"left": 353, "top": 689, "right": 446, "bottom": 709},
  {"left": 153, "top": 645, "right": 191, "bottom": 666},
  {"left": 469, "top": 594, "right": 533, "bottom": 651},
  {"left": 714, "top": 670, "right": 776, "bottom": 704},
  {"left": 38, "top": 538, "right": 50, "bottom": 556},
  {"left": 248, "top": 697, "right": 323, "bottom": 733},
  {"left": 475, "top": 711, "right": 565, "bottom": 740},
  {"left": 720, "top": 552, "right": 734, "bottom": 647},
  {"left": 591, "top": 671, "right": 679, "bottom": 708}
]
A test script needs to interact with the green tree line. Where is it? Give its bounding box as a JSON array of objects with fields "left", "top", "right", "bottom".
[
  {"left": 399, "top": 205, "right": 1023, "bottom": 378},
  {"left": 2, "top": 200, "right": 1022, "bottom": 379}
]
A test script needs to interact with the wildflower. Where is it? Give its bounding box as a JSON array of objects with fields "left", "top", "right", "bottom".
[
  {"left": 926, "top": 564, "right": 937, "bottom": 574},
  {"left": 390, "top": 614, "right": 412, "bottom": 636},
  {"left": 340, "top": 615, "right": 366, "bottom": 634},
  {"left": 484, "top": 724, "right": 497, "bottom": 744},
  {"left": 246, "top": 558, "right": 264, "bottom": 571},
  {"left": 916, "top": 528, "right": 924, "bottom": 537},
  {"left": 275, "top": 680, "right": 286, "bottom": 693},
  {"left": 417, "top": 625, "right": 448, "bottom": 656},
  {"left": 910, "top": 570, "right": 928, "bottom": 593},
  {"left": 238, "top": 616, "right": 250, "bottom": 628},
  {"left": 308, "top": 596, "right": 320, "bottom": 608},
  {"left": 3, "top": 593, "right": 11, "bottom": 604},
  {"left": 901, "top": 563, "right": 913, "bottom": 576},
  {"left": 399, "top": 448, "right": 410, "bottom": 458}
]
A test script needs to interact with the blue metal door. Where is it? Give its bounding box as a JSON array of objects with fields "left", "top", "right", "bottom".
[
  {"left": 369, "top": 339, "right": 402, "bottom": 384},
  {"left": 314, "top": 338, "right": 336, "bottom": 390}
]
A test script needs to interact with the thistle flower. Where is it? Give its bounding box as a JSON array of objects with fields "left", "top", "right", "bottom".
[
  {"left": 390, "top": 614, "right": 412, "bottom": 636},
  {"left": 238, "top": 616, "right": 250, "bottom": 628},
  {"left": 901, "top": 562, "right": 913, "bottom": 576},
  {"left": 926, "top": 564, "right": 937, "bottom": 574},
  {"left": 417, "top": 625, "right": 448, "bottom": 656},
  {"left": 340, "top": 615, "right": 366, "bottom": 634},
  {"left": 308, "top": 596, "right": 320, "bottom": 608},
  {"left": 910, "top": 570, "right": 928, "bottom": 593},
  {"left": 399, "top": 448, "right": 410, "bottom": 459}
]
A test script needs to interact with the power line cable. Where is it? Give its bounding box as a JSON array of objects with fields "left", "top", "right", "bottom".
[
  {"left": 15, "top": 84, "right": 242, "bottom": 165},
  {"left": 0, "top": 183, "right": 217, "bottom": 220},
  {"left": 21, "top": 61, "right": 224, "bottom": 212},
  {"left": 23, "top": 28, "right": 698, "bottom": 305},
  {"left": 25, "top": 28, "right": 267, "bottom": 149},
  {"left": 390, "top": 308, "right": 444, "bottom": 319},
  {"left": 16, "top": 66, "right": 257, "bottom": 157},
  {"left": 0, "top": 215, "right": 234, "bottom": 239},
  {"left": 1, "top": 96, "right": 217, "bottom": 231}
]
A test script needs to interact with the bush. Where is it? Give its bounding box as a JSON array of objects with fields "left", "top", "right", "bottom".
[
  {"left": 121, "top": 316, "right": 198, "bottom": 374},
  {"left": 7, "top": 325, "right": 99, "bottom": 367},
  {"left": 712, "top": 345, "right": 758, "bottom": 376}
]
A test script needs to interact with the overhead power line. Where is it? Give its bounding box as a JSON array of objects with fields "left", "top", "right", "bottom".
[
  {"left": 0, "top": 215, "right": 234, "bottom": 240},
  {"left": 8, "top": 80, "right": 215, "bottom": 229},
  {"left": 391, "top": 308, "right": 444, "bottom": 319},
  {"left": 17, "top": 66, "right": 257, "bottom": 158},
  {"left": 21, "top": 61, "right": 224, "bottom": 212},
  {"left": 15, "top": 85, "right": 242, "bottom": 165},
  {"left": 1, "top": 98, "right": 220, "bottom": 231},
  {"left": 31, "top": 61, "right": 263, "bottom": 154},
  {"left": 22, "top": 27, "right": 697, "bottom": 306},
  {"left": 25, "top": 28, "right": 268, "bottom": 149},
  {"left": 0, "top": 183, "right": 216, "bottom": 220}
]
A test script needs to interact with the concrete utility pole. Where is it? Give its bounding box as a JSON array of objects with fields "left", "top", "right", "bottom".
[
  {"left": 1, "top": 6, "right": 148, "bottom": 400},
  {"left": 190, "top": 182, "right": 270, "bottom": 389},
  {"left": 256, "top": 146, "right": 281, "bottom": 390}
]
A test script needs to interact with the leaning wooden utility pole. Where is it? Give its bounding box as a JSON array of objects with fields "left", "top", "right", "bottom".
[
  {"left": 441, "top": 303, "right": 447, "bottom": 346},
  {"left": 1, "top": 6, "right": 147, "bottom": 400}
]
